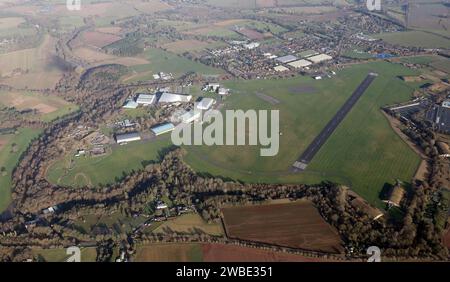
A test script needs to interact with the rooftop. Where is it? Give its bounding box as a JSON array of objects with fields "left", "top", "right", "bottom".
[{"left": 276, "top": 55, "right": 298, "bottom": 64}]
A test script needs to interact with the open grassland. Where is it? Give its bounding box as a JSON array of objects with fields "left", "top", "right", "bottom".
[
  {"left": 0, "top": 128, "right": 41, "bottom": 212},
  {"left": 72, "top": 47, "right": 150, "bottom": 67},
  {"left": 46, "top": 137, "right": 172, "bottom": 188},
  {"left": 162, "top": 39, "right": 226, "bottom": 55},
  {"left": 184, "top": 61, "right": 421, "bottom": 207},
  {"left": 122, "top": 48, "right": 224, "bottom": 83},
  {"left": 153, "top": 213, "right": 224, "bottom": 236},
  {"left": 374, "top": 30, "right": 450, "bottom": 49},
  {"left": 222, "top": 201, "right": 343, "bottom": 253},
  {"left": 32, "top": 247, "right": 97, "bottom": 262}
]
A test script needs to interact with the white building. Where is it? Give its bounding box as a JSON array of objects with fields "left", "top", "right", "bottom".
[
  {"left": 288, "top": 59, "right": 312, "bottom": 69},
  {"left": 123, "top": 99, "right": 138, "bottom": 109},
  {"left": 443, "top": 100, "right": 450, "bottom": 109},
  {"left": 181, "top": 110, "right": 201, "bottom": 123},
  {"left": 276, "top": 55, "right": 298, "bottom": 64},
  {"left": 203, "top": 83, "right": 221, "bottom": 92},
  {"left": 116, "top": 132, "right": 141, "bottom": 144},
  {"left": 308, "top": 54, "right": 333, "bottom": 64},
  {"left": 158, "top": 93, "right": 192, "bottom": 103},
  {"left": 218, "top": 87, "right": 230, "bottom": 95},
  {"left": 274, "top": 65, "right": 289, "bottom": 72},
  {"left": 196, "top": 98, "right": 216, "bottom": 110},
  {"left": 244, "top": 42, "right": 260, "bottom": 50},
  {"left": 136, "top": 94, "right": 156, "bottom": 105}
]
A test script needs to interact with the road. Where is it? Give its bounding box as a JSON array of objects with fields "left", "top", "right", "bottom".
[{"left": 292, "top": 73, "right": 378, "bottom": 171}]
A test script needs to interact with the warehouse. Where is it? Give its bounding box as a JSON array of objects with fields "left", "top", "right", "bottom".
[
  {"left": 123, "top": 99, "right": 138, "bottom": 109},
  {"left": 196, "top": 98, "right": 216, "bottom": 110},
  {"left": 298, "top": 50, "right": 319, "bottom": 58},
  {"left": 288, "top": 59, "right": 312, "bottom": 69},
  {"left": 158, "top": 93, "right": 192, "bottom": 103},
  {"left": 116, "top": 132, "right": 141, "bottom": 144},
  {"left": 276, "top": 55, "right": 298, "bottom": 64},
  {"left": 274, "top": 65, "right": 289, "bottom": 72},
  {"left": 308, "top": 54, "right": 333, "bottom": 64},
  {"left": 136, "top": 94, "right": 156, "bottom": 105},
  {"left": 151, "top": 123, "right": 175, "bottom": 136},
  {"left": 181, "top": 111, "right": 201, "bottom": 124}
]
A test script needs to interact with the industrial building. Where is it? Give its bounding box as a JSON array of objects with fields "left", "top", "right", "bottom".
[
  {"left": 298, "top": 50, "right": 319, "bottom": 58},
  {"left": 218, "top": 87, "right": 230, "bottom": 95},
  {"left": 158, "top": 93, "right": 192, "bottom": 103},
  {"left": 276, "top": 55, "right": 298, "bottom": 64},
  {"left": 443, "top": 100, "right": 450, "bottom": 109},
  {"left": 308, "top": 54, "right": 333, "bottom": 64},
  {"left": 123, "top": 99, "right": 139, "bottom": 109},
  {"left": 435, "top": 105, "right": 450, "bottom": 134},
  {"left": 136, "top": 94, "right": 156, "bottom": 105},
  {"left": 274, "top": 65, "right": 289, "bottom": 72},
  {"left": 116, "top": 132, "right": 141, "bottom": 144},
  {"left": 181, "top": 110, "right": 201, "bottom": 123},
  {"left": 288, "top": 59, "right": 312, "bottom": 69},
  {"left": 203, "top": 83, "right": 221, "bottom": 92},
  {"left": 151, "top": 123, "right": 175, "bottom": 136},
  {"left": 196, "top": 98, "right": 216, "bottom": 110}
]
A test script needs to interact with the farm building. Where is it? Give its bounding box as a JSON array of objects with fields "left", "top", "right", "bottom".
[
  {"left": 383, "top": 181, "right": 406, "bottom": 207},
  {"left": 218, "top": 87, "right": 230, "bottom": 95},
  {"left": 116, "top": 132, "right": 141, "bottom": 144},
  {"left": 443, "top": 100, "right": 450, "bottom": 109},
  {"left": 435, "top": 106, "right": 450, "bottom": 134},
  {"left": 274, "top": 65, "right": 289, "bottom": 72},
  {"left": 308, "top": 54, "right": 333, "bottom": 64},
  {"left": 196, "top": 98, "right": 216, "bottom": 110},
  {"left": 158, "top": 93, "right": 192, "bottom": 103},
  {"left": 276, "top": 55, "right": 298, "bottom": 64},
  {"left": 288, "top": 59, "right": 312, "bottom": 69},
  {"left": 437, "top": 142, "right": 450, "bottom": 157},
  {"left": 203, "top": 83, "right": 220, "bottom": 92},
  {"left": 123, "top": 99, "right": 138, "bottom": 109},
  {"left": 348, "top": 191, "right": 384, "bottom": 221},
  {"left": 136, "top": 94, "right": 156, "bottom": 105},
  {"left": 180, "top": 111, "right": 201, "bottom": 124},
  {"left": 151, "top": 123, "right": 175, "bottom": 136}
]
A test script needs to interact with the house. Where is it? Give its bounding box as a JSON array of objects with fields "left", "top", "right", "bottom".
[
  {"left": 196, "top": 98, "right": 216, "bottom": 110},
  {"left": 115, "top": 132, "right": 141, "bottom": 144}
]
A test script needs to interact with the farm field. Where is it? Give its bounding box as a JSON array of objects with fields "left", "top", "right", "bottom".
[
  {"left": 0, "top": 34, "right": 64, "bottom": 89},
  {"left": 0, "top": 128, "right": 42, "bottom": 212},
  {"left": 162, "top": 39, "right": 225, "bottom": 55},
  {"left": 133, "top": 243, "right": 328, "bottom": 262},
  {"left": 184, "top": 61, "right": 421, "bottom": 207},
  {"left": 221, "top": 201, "right": 344, "bottom": 253},
  {"left": 46, "top": 137, "right": 172, "bottom": 188},
  {"left": 152, "top": 213, "right": 224, "bottom": 236},
  {"left": 0, "top": 91, "right": 78, "bottom": 122},
  {"left": 32, "top": 247, "right": 97, "bottom": 262},
  {"left": 72, "top": 47, "right": 150, "bottom": 67},
  {"left": 134, "top": 243, "right": 203, "bottom": 262},
  {"left": 374, "top": 30, "right": 450, "bottom": 49},
  {"left": 122, "top": 48, "right": 224, "bottom": 83}
]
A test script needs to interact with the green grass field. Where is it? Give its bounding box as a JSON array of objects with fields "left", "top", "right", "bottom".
[
  {"left": 374, "top": 30, "right": 450, "bottom": 49},
  {"left": 184, "top": 61, "right": 422, "bottom": 207},
  {"left": 32, "top": 247, "right": 97, "bottom": 262},
  {"left": 123, "top": 48, "right": 224, "bottom": 83},
  {"left": 46, "top": 137, "right": 172, "bottom": 187},
  {"left": 0, "top": 128, "right": 41, "bottom": 212},
  {"left": 48, "top": 61, "right": 421, "bottom": 207}
]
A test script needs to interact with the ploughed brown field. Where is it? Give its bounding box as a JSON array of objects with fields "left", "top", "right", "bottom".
[
  {"left": 202, "top": 244, "right": 333, "bottom": 262},
  {"left": 222, "top": 201, "right": 344, "bottom": 253}
]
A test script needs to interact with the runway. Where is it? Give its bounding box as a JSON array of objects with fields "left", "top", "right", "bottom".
[{"left": 292, "top": 73, "right": 378, "bottom": 171}]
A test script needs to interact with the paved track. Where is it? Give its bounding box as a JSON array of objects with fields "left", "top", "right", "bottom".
[{"left": 292, "top": 73, "right": 378, "bottom": 171}]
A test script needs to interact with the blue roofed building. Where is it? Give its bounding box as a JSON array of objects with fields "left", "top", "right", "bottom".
[{"left": 151, "top": 123, "right": 175, "bottom": 136}]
